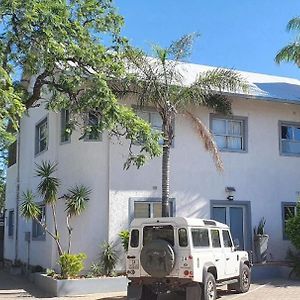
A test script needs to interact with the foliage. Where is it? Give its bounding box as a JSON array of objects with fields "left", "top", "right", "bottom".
[
  {"left": 286, "top": 249, "right": 300, "bottom": 278},
  {"left": 119, "top": 230, "right": 129, "bottom": 252},
  {"left": 116, "top": 33, "right": 248, "bottom": 216},
  {"left": 286, "top": 203, "right": 300, "bottom": 249},
  {"left": 0, "top": 0, "right": 161, "bottom": 168},
  {"left": 20, "top": 190, "right": 41, "bottom": 220},
  {"left": 58, "top": 253, "right": 87, "bottom": 279},
  {"left": 46, "top": 268, "right": 56, "bottom": 277},
  {"left": 100, "top": 242, "right": 118, "bottom": 276},
  {"left": 276, "top": 17, "right": 300, "bottom": 66},
  {"left": 89, "top": 262, "right": 103, "bottom": 277},
  {"left": 253, "top": 217, "right": 266, "bottom": 235}
]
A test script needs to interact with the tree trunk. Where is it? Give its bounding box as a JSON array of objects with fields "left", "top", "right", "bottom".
[
  {"left": 66, "top": 215, "right": 72, "bottom": 254},
  {"left": 162, "top": 144, "right": 170, "bottom": 217}
]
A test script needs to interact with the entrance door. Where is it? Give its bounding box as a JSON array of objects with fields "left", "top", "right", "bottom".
[{"left": 212, "top": 205, "right": 246, "bottom": 250}]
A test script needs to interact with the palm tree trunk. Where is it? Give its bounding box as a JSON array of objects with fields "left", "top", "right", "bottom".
[
  {"left": 66, "top": 215, "right": 72, "bottom": 254},
  {"left": 162, "top": 144, "right": 170, "bottom": 217}
]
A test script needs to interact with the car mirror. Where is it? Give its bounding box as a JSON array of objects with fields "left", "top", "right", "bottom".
[{"left": 233, "top": 238, "right": 240, "bottom": 250}]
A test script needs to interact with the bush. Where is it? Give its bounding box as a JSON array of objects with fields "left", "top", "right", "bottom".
[
  {"left": 58, "top": 253, "right": 87, "bottom": 279},
  {"left": 89, "top": 262, "right": 103, "bottom": 277},
  {"left": 286, "top": 203, "right": 300, "bottom": 249},
  {"left": 119, "top": 230, "right": 129, "bottom": 252},
  {"left": 100, "top": 242, "right": 118, "bottom": 276}
]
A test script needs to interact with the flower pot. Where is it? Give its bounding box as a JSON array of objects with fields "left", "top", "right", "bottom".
[{"left": 254, "top": 234, "right": 269, "bottom": 263}]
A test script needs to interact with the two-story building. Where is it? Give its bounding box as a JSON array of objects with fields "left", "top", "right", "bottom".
[{"left": 4, "top": 62, "right": 300, "bottom": 270}]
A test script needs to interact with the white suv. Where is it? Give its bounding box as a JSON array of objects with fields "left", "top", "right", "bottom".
[{"left": 126, "top": 217, "right": 251, "bottom": 300}]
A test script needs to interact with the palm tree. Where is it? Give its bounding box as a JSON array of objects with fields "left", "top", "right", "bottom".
[
  {"left": 275, "top": 17, "right": 300, "bottom": 65},
  {"left": 115, "top": 34, "right": 248, "bottom": 217}
]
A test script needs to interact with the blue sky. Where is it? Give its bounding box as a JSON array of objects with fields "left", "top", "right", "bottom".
[{"left": 115, "top": 0, "right": 300, "bottom": 79}]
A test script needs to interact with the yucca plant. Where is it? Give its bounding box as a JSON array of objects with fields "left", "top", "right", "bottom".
[
  {"left": 100, "top": 242, "right": 118, "bottom": 276},
  {"left": 64, "top": 185, "right": 91, "bottom": 253}
]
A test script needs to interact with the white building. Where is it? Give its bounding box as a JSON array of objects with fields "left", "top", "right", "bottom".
[{"left": 4, "top": 63, "right": 300, "bottom": 270}]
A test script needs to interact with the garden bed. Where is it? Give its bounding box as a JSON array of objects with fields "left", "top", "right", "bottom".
[{"left": 33, "top": 273, "right": 128, "bottom": 297}]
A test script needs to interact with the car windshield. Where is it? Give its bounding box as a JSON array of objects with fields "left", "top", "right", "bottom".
[{"left": 143, "top": 225, "right": 174, "bottom": 246}]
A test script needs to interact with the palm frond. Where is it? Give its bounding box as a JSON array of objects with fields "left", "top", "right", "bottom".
[
  {"left": 65, "top": 185, "right": 91, "bottom": 217},
  {"left": 185, "top": 112, "right": 223, "bottom": 171},
  {"left": 35, "top": 161, "right": 60, "bottom": 204},
  {"left": 287, "top": 17, "right": 300, "bottom": 32},
  {"left": 275, "top": 43, "right": 300, "bottom": 65},
  {"left": 20, "top": 190, "right": 41, "bottom": 220}
]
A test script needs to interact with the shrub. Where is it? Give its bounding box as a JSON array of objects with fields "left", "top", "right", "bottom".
[
  {"left": 89, "top": 262, "right": 103, "bottom": 277},
  {"left": 119, "top": 230, "right": 129, "bottom": 252},
  {"left": 58, "top": 253, "right": 87, "bottom": 279},
  {"left": 286, "top": 249, "right": 300, "bottom": 278},
  {"left": 286, "top": 203, "right": 300, "bottom": 249},
  {"left": 100, "top": 242, "right": 118, "bottom": 276}
]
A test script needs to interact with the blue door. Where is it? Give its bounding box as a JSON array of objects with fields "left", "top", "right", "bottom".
[{"left": 212, "top": 206, "right": 245, "bottom": 250}]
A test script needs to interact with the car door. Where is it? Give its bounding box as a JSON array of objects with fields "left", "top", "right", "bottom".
[
  {"left": 210, "top": 229, "right": 226, "bottom": 280},
  {"left": 222, "top": 229, "right": 239, "bottom": 277}
]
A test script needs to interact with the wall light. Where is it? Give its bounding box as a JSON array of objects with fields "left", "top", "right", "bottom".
[{"left": 225, "top": 186, "right": 236, "bottom": 201}]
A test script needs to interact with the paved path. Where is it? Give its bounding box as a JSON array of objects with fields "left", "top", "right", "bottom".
[{"left": 1, "top": 269, "right": 300, "bottom": 299}]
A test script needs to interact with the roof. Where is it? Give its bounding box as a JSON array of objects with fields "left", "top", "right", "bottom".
[
  {"left": 174, "top": 61, "right": 300, "bottom": 105},
  {"left": 130, "top": 217, "right": 229, "bottom": 229}
]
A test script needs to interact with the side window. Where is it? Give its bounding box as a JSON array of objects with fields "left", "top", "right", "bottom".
[
  {"left": 130, "top": 229, "right": 139, "bottom": 248},
  {"left": 35, "top": 117, "right": 48, "bottom": 155},
  {"left": 85, "top": 112, "right": 101, "bottom": 141},
  {"left": 222, "top": 230, "right": 233, "bottom": 248},
  {"left": 32, "top": 205, "right": 46, "bottom": 240},
  {"left": 211, "top": 229, "right": 221, "bottom": 248},
  {"left": 178, "top": 228, "right": 188, "bottom": 247},
  {"left": 191, "top": 228, "right": 209, "bottom": 247},
  {"left": 8, "top": 210, "right": 14, "bottom": 237}
]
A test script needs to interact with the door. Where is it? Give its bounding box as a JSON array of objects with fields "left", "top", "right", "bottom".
[{"left": 212, "top": 205, "right": 246, "bottom": 250}]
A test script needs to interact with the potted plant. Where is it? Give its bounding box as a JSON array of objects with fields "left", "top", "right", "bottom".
[{"left": 253, "top": 217, "right": 269, "bottom": 263}]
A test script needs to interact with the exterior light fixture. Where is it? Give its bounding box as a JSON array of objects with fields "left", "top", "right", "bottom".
[{"left": 225, "top": 186, "right": 236, "bottom": 201}]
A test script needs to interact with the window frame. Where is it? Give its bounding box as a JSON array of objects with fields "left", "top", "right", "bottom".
[
  {"left": 35, "top": 116, "right": 48, "bottom": 156},
  {"left": 32, "top": 204, "right": 46, "bottom": 241},
  {"left": 60, "top": 109, "right": 71, "bottom": 144},
  {"left": 8, "top": 209, "right": 14, "bottom": 238},
  {"left": 84, "top": 112, "right": 102, "bottom": 142},
  {"left": 279, "top": 121, "right": 300, "bottom": 157},
  {"left": 281, "top": 202, "right": 297, "bottom": 240},
  {"left": 129, "top": 197, "right": 176, "bottom": 222},
  {"left": 210, "top": 114, "right": 248, "bottom": 153}
]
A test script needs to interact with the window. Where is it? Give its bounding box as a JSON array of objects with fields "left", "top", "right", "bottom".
[
  {"left": 8, "top": 141, "right": 17, "bottom": 167},
  {"left": 178, "top": 228, "right": 188, "bottom": 247},
  {"left": 222, "top": 230, "right": 233, "bottom": 248},
  {"left": 282, "top": 202, "right": 297, "bottom": 239},
  {"left": 8, "top": 210, "right": 14, "bottom": 237},
  {"left": 280, "top": 122, "right": 300, "bottom": 155},
  {"left": 130, "top": 229, "right": 139, "bottom": 248},
  {"left": 61, "top": 109, "right": 71, "bottom": 143},
  {"left": 86, "top": 112, "right": 101, "bottom": 141},
  {"left": 191, "top": 228, "right": 210, "bottom": 247},
  {"left": 35, "top": 117, "right": 48, "bottom": 155},
  {"left": 133, "top": 200, "right": 175, "bottom": 218},
  {"left": 32, "top": 205, "right": 46, "bottom": 240},
  {"left": 143, "top": 225, "right": 174, "bottom": 246},
  {"left": 211, "top": 115, "right": 247, "bottom": 152},
  {"left": 211, "top": 229, "right": 221, "bottom": 248},
  {"left": 136, "top": 109, "right": 163, "bottom": 144}
]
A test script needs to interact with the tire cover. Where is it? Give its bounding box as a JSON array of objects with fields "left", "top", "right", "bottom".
[{"left": 140, "top": 239, "right": 175, "bottom": 277}]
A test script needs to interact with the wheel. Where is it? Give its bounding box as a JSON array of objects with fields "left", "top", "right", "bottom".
[
  {"left": 203, "top": 272, "right": 217, "bottom": 300},
  {"left": 228, "top": 264, "right": 251, "bottom": 293},
  {"left": 141, "top": 285, "right": 157, "bottom": 300}
]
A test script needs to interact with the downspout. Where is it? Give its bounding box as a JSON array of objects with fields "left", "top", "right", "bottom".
[{"left": 14, "top": 128, "right": 21, "bottom": 263}]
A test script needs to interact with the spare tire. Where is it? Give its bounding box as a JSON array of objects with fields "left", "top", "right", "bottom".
[{"left": 141, "top": 239, "right": 175, "bottom": 277}]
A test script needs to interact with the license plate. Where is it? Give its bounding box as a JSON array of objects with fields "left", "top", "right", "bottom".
[{"left": 128, "top": 260, "right": 139, "bottom": 269}]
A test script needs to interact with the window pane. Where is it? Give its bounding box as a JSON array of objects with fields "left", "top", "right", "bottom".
[
  {"left": 137, "top": 111, "right": 150, "bottom": 122},
  {"left": 228, "top": 121, "right": 242, "bottom": 135},
  {"left": 130, "top": 229, "right": 139, "bottom": 248},
  {"left": 40, "top": 138, "right": 47, "bottom": 152},
  {"left": 61, "top": 109, "right": 70, "bottom": 143},
  {"left": 213, "top": 207, "right": 226, "bottom": 224},
  {"left": 222, "top": 230, "right": 233, "bottom": 248},
  {"left": 227, "top": 137, "right": 242, "bottom": 150},
  {"left": 8, "top": 141, "right": 17, "bottom": 167},
  {"left": 294, "top": 128, "right": 300, "bottom": 141},
  {"left": 143, "top": 225, "right": 174, "bottom": 246},
  {"left": 178, "top": 228, "right": 188, "bottom": 247},
  {"left": 282, "top": 141, "right": 300, "bottom": 154},
  {"left": 134, "top": 203, "right": 150, "bottom": 218},
  {"left": 215, "top": 136, "right": 226, "bottom": 149},
  {"left": 211, "top": 229, "right": 221, "bottom": 248},
  {"left": 150, "top": 113, "right": 162, "bottom": 129},
  {"left": 191, "top": 228, "right": 209, "bottom": 247},
  {"left": 281, "top": 126, "right": 293, "bottom": 139},
  {"left": 8, "top": 211, "right": 14, "bottom": 236},
  {"left": 212, "top": 119, "right": 226, "bottom": 134},
  {"left": 153, "top": 203, "right": 162, "bottom": 218}
]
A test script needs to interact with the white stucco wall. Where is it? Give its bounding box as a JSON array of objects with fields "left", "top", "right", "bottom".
[{"left": 5, "top": 95, "right": 300, "bottom": 270}]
